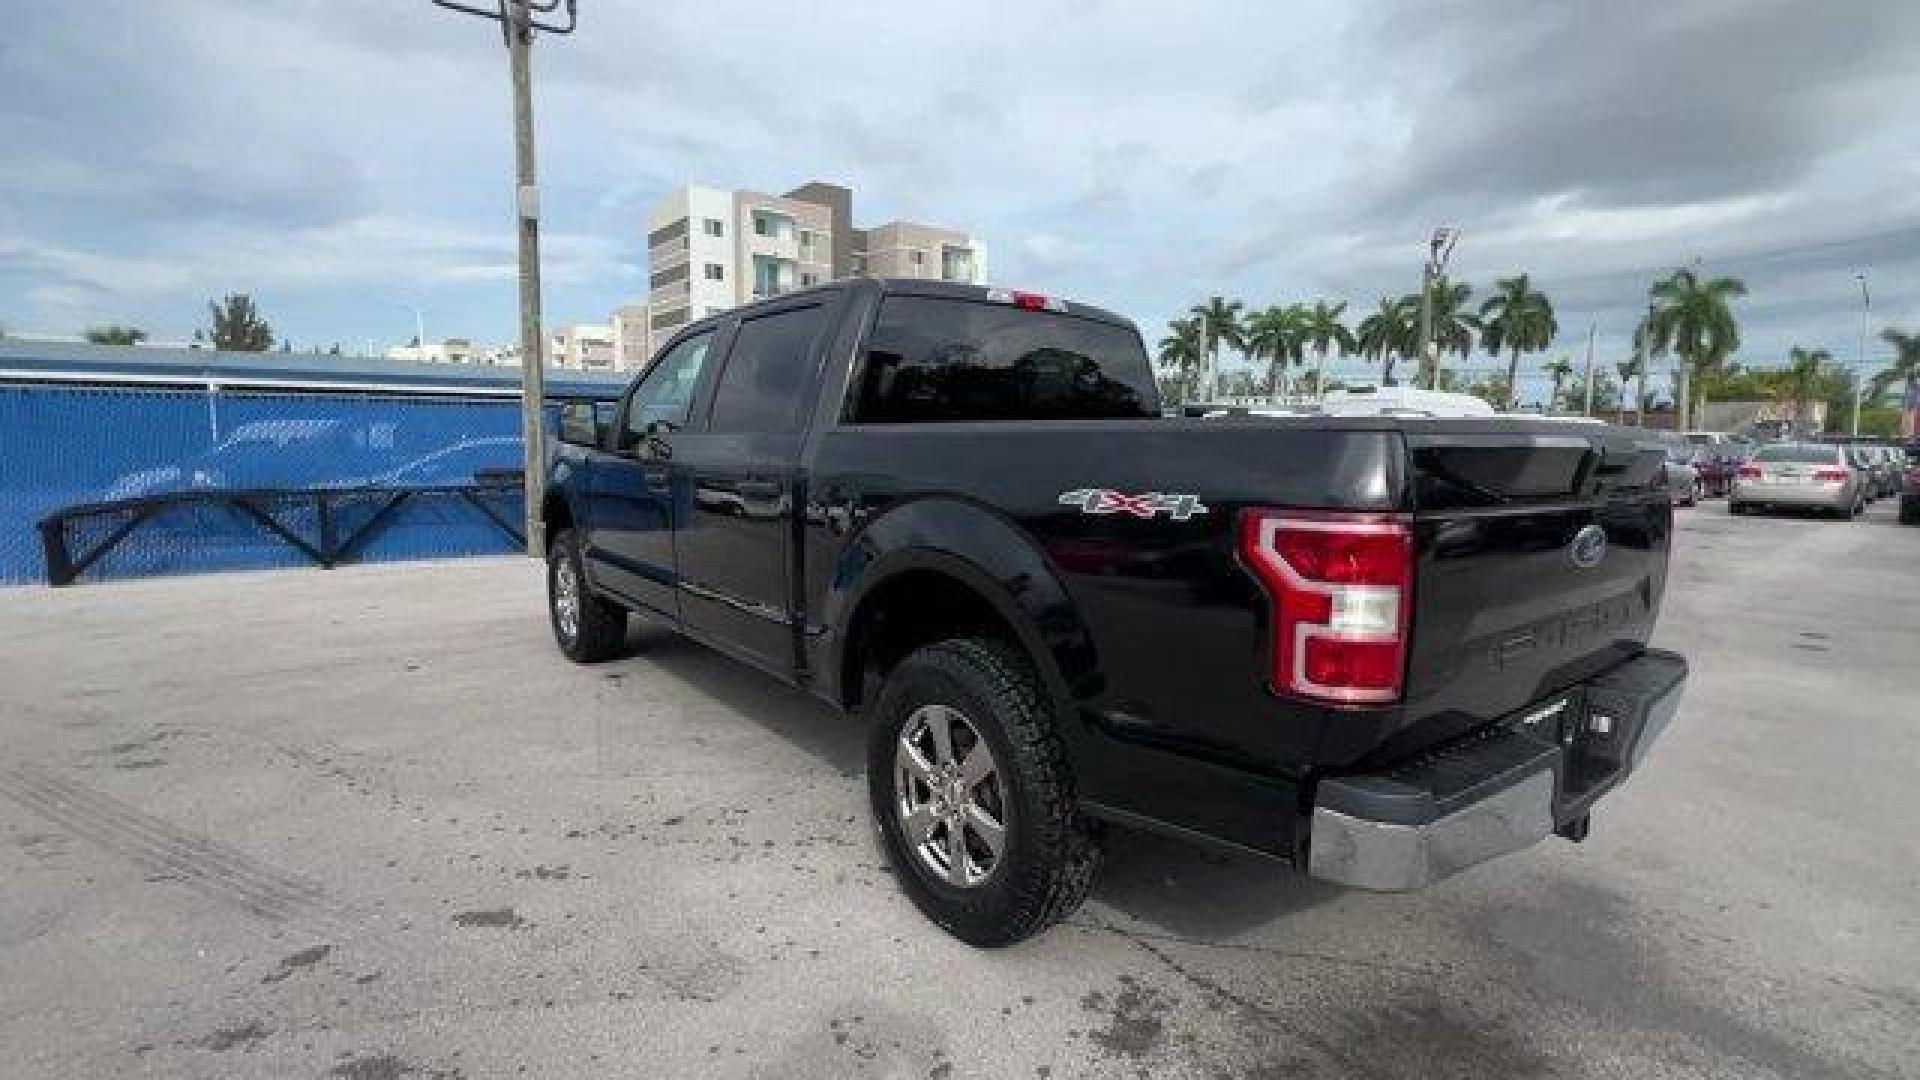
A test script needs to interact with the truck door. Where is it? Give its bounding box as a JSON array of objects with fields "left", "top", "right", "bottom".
[
  {"left": 670, "top": 298, "right": 833, "bottom": 673},
  {"left": 582, "top": 327, "right": 720, "bottom": 620}
]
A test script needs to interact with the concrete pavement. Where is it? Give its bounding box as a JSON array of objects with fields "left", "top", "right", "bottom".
[{"left": 1, "top": 501, "right": 1915, "bottom": 1079}]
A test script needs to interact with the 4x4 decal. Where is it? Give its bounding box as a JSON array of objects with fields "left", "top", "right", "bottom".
[{"left": 1058, "top": 488, "right": 1210, "bottom": 521}]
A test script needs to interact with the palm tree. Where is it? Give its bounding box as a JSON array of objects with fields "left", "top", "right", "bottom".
[
  {"left": 1157, "top": 317, "right": 1204, "bottom": 403},
  {"left": 1542, "top": 355, "right": 1575, "bottom": 413},
  {"left": 1357, "top": 296, "right": 1417, "bottom": 386},
  {"left": 1782, "top": 347, "right": 1830, "bottom": 432},
  {"left": 1479, "top": 274, "right": 1558, "bottom": 409},
  {"left": 1647, "top": 267, "right": 1746, "bottom": 428},
  {"left": 1871, "top": 329, "right": 1920, "bottom": 430},
  {"left": 1189, "top": 296, "right": 1245, "bottom": 402},
  {"left": 1298, "top": 300, "right": 1355, "bottom": 398},
  {"left": 1407, "top": 275, "right": 1477, "bottom": 387},
  {"left": 1244, "top": 305, "right": 1306, "bottom": 397},
  {"left": 1617, "top": 354, "right": 1646, "bottom": 425}
]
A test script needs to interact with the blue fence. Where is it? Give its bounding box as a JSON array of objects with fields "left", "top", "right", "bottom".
[{"left": 2, "top": 384, "right": 555, "bottom": 586}]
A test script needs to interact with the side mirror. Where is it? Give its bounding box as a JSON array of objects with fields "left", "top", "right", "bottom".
[{"left": 558, "top": 400, "right": 605, "bottom": 448}]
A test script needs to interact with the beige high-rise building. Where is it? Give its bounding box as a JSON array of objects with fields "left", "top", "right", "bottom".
[{"left": 636, "top": 180, "right": 987, "bottom": 362}]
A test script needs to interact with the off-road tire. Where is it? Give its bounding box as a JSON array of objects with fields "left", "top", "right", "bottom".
[
  {"left": 547, "top": 529, "right": 626, "bottom": 663},
  {"left": 868, "top": 638, "right": 1103, "bottom": 947}
]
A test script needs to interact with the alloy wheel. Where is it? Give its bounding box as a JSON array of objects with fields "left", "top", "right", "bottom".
[
  {"left": 894, "top": 704, "right": 1008, "bottom": 888},
  {"left": 554, "top": 556, "right": 580, "bottom": 641}
]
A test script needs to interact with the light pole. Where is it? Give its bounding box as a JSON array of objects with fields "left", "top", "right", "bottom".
[
  {"left": 397, "top": 302, "right": 426, "bottom": 355},
  {"left": 1582, "top": 321, "right": 1596, "bottom": 417},
  {"left": 1420, "top": 228, "right": 1459, "bottom": 389},
  {"left": 430, "top": 0, "right": 577, "bottom": 557},
  {"left": 1853, "top": 272, "right": 1870, "bottom": 437}
]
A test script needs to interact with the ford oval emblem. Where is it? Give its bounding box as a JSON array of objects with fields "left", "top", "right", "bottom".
[{"left": 1570, "top": 524, "right": 1608, "bottom": 569}]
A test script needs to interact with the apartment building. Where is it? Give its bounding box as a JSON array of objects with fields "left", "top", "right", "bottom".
[
  {"left": 641, "top": 180, "right": 986, "bottom": 356},
  {"left": 549, "top": 324, "right": 615, "bottom": 370},
  {"left": 610, "top": 305, "right": 649, "bottom": 371}
]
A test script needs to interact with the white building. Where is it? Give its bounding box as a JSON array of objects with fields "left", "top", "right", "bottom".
[
  {"left": 549, "top": 324, "right": 615, "bottom": 370},
  {"left": 382, "top": 338, "right": 509, "bottom": 366},
  {"left": 637, "top": 180, "right": 986, "bottom": 363}
]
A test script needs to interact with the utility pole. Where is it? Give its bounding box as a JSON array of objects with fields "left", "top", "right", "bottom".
[
  {"left": 1420, "top": 228, "right": 1458, "bottom": 389},
  {"left": 430, "top": 0, "right": 578, "bottom": 556},
  {"left": 1853, "top": 272, "right": 1870, "bottom": 437},
  {"left": 1637, "top": 302, "right": 1654, "bottom": 428},
  {"left": 1582, "top": 321, "right": 1596, "bottom": 417}
]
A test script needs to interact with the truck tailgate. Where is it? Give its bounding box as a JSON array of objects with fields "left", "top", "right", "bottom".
[{"left": 1382, "top": 423, "right": 1670, "bottom": 761}]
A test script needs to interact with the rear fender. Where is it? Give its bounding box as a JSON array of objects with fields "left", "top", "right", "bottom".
[{"left": 820, "top": 496, "right": 1098, "bottom": 717}]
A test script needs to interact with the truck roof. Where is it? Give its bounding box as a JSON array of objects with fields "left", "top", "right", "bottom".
[{"left": 673, "top": 277, "right": 1137, "bottom": 340}]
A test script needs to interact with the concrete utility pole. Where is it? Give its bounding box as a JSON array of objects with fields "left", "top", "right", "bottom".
[
  {"left": 1853, "top": 272, "right": 1870, "bottom": 437},
  {"left": 430, "top": 0, "right": 578, "bottom": 557},
  {"left": 1637, "top": 301, "right": 1654, "bottom": 428},
  {"left": 1583, "top": 321, "right": 1596, "bottom": 417},
  {"left": 1420, "top": 228, "right": 1459, "bottom": 390}
]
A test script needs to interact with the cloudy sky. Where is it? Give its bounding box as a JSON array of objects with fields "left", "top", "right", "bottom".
[{"left": 3, "top": 0, "right": 1918, "bottom": 398}]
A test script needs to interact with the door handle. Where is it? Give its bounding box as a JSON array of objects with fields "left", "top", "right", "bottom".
[{"left": 644, "top": 469, "right": 671, "bottom": 494}]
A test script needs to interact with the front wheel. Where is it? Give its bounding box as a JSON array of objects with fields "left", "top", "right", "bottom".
[
  {"left": 868, "top": 639, "right": 1103, "bottom": 947},
  {"left": 547, "top": 529, "right": 627, "bottom": 663}
]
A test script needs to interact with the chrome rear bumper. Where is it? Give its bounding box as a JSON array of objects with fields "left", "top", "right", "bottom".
[{"left": 1307, "top": 649, "right": 1687, "bottom": 891}]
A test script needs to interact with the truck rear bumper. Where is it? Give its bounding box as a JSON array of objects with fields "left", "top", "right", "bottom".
[{"left": 1307, "top": 649, "right": 1687, "bottom": 892}]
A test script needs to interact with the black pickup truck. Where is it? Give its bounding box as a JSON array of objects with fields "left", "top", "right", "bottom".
[{"left": 543, "top": 278, "right": 1687, "bottom": 945}]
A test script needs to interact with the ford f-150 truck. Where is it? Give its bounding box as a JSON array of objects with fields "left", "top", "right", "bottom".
[{"left": 542, "top": 277, "right": 1688, "bottom": 946}]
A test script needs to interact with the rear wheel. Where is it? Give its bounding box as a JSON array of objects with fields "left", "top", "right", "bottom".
[
  {"left": 868, "top": 639, "right": 1102, "bottom": 947},
  {"left": 547, "top": 529, "right": 627, "bottom": 663}
]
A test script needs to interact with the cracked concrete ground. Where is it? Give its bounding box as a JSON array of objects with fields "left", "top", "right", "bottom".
[{"left": 1, "top": 502, "right": 1915, "bottom": 1079}]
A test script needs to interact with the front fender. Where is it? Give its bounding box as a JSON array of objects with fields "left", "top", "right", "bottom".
[{"left": 819, "top": 496, "right": 1100, "bottom": 715}]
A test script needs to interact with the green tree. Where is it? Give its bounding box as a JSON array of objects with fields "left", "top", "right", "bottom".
[
  {"left": 1409, "top": 275, "right": 1477, "bottom": 387},
  {"left": 1478, "top": 274, "right": 1558, "bottom": 409},
  {"left": 1541, "top": 355, "right": 1575, "bottom": 413},
  {"left": 1298, "top": 300, "right": 1355, "bottom": 397},
  {"left": 1245, "top": 304, "right": 1307, "bottom": 396},
  {"left": 85, "top": 325, "right": 148, "bottom": 346},
  {"left": 1871, "top": 327, "right": 1920, "bottom": 410},
  {"left": 1357, "top": 296, "right": 1416, "bottom": 386},
  {"left": 1781, "top": 347, "right": 1831, "bottom": 432},
  {"left": 1616, "top": 354, "right": 1647, "bottom": 424},
  {"left": 1189, "top": 296, "right": 1245, "bottom": 402},
  {"left": 204, "top": 293, "right": 274, "bottom": 352},
  {"left": 1157, "top": 316, "right": 1204, "bottom": 404},
  {"left": 1647, "top": 267, "right": 1746, "bottom": 426}
]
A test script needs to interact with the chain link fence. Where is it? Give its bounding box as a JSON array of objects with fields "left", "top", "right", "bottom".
[{"left": 2, "top": 384, "right": 549, "bottom": 586}]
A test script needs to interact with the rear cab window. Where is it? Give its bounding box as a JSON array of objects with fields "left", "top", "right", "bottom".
[{"left": 849, "top": 294, "right": 1159, "bottom": 423}]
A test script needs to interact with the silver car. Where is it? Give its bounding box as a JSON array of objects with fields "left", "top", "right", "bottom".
[
  {"left": 1729, "top": 443, "right": 1866, "bottom": 519},
  {"left": 1661, "top": 445, "right": 1702, "bottom": 506}
]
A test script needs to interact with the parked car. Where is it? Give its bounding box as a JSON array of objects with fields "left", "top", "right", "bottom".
[
  {"left": 1661, "top": 443, "right": 1702, "bottom": 506},
  {"left": 1690, "top": 445, "right": 1740, "bottom": 499},
  {"left": 1902, "top": 451, "right": 1920, "bottom": 525},
  {"left": 540, "top": 277, "right": 1688, "bottom": 945},
  {"left": 1730, "top": 442, "right": 1867, "bottom": 519},
  {"left": 1868, "top": 445, "right": 1903, "bottom": 499}
]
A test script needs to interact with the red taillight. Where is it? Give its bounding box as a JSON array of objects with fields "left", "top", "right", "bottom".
[
  {"left": 1737, "top": 464, "right": 1762, "bottom": 480},
  {"left": 1814, "top": 468, "right": 1850, "bottom": 484},
  {"left": 1238, "top": 509, "right": 1412, "bottom": 706}
]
